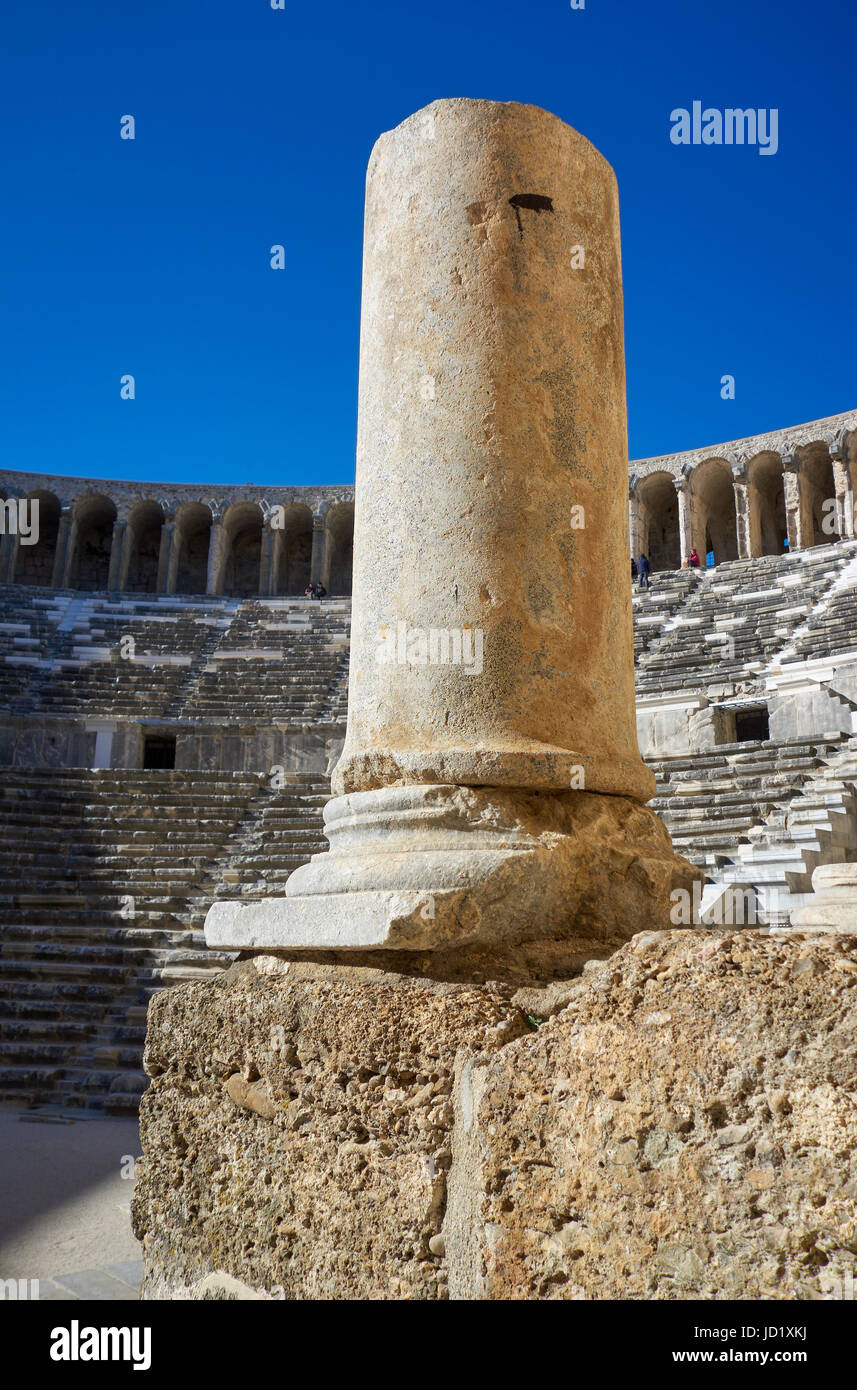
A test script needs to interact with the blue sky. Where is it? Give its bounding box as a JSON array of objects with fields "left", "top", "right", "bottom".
[{"left": 0, "top": 0, "right": 853, "bottom": 487}]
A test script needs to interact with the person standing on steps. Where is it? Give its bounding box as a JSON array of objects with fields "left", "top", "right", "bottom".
[{"left": 638, "top": 553, "right": 651, "bottom": 590}]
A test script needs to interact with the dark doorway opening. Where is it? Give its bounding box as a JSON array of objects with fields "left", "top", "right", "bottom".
[
  {"left": 735, "top": 708, "right": 769, "bottom": 743},
  {"left": 143, "top": 735, "right": 176, "bottom": 769}
]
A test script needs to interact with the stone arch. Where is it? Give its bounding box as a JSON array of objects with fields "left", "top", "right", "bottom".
[
  {"left": 326, "top": 501, "right": 354, "bottom": 594},
  {"left": 690, "top": 459, "right": 737, "bottom": 565},
  {"left": 801, "top": 441, "right": 838, "bottom": 545},
  {"left": 125, "top": 500, "right": 164, "bottom": 593},
  {"left": 747, "top": 452, "right": 788, "bottom": 556},
  {"left": 174, "top": 503, "right": 212, "bottom": 595},
  {"left": 70, "top": 494, "right": 117, "bottom": 590},
  {"left": 223, "top": 502, "right": 263, "bottom": 597},
  {"left": 636, "top": 473, "right": 679, "bottom": 571},
  {"left": 14, "top": 490, "right": 61, "bottom": 586},
  {"left": 276, "top": 503, "right": 313, "bottom": 595}
]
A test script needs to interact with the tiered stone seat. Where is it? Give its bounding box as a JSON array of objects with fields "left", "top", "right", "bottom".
[
  {"left": 781, "top": 558, "right": 857, "bottom": 664},
  {"left": 0, "top": 585, "right": 71, "bottom": 706},
  {"left": 20, "top": 596, "right": 228, "bottom": 719},
  {"left": 182, "top": 599, "right": 351, "bottom": 723},
  {"left": 649, "top": 738, "right": 840, "bottom": 869},
  {"left": 0, "top": 590, "right": 352, "bottom": 727},
  {"left": 632, "top": 568, "right": 702, "bottom": 662},
  {"left": 636, "top": 546, "right": 850, "bottom": 694},
  {"left": 648, "top": 736, "right": 853, "bottom": 923},
  {"left": 0, "top": 767, "right": 325, "bottom": 1111},
  {"left": 207, "top": 777, "right": 330, "bottom": 902}
]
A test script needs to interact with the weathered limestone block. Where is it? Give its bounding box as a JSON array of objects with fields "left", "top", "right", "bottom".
[
  {"left": 131, "top": 956, "right": 530, "bottom": 1300},
  {"left": 792, "top": 864, "right": 857, "bottom": 933},
  {"left": 135, "top": 931, "right": 857, "bottom": 1300},
  {"left": 443, "top": 929, "right": 857, "bottom": 1300}
]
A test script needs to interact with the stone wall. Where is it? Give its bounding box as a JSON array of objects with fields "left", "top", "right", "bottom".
[
  {"left": 132, "top": 928, "right": 857, "bottom": 1300},
  {"left": 0, "top": 469, "right": 355, "bottom": 597},
  {"left": 629, "top": 407, "right": 857, "bottom": 569},
  {"left": 0, "top": 716, "right": 341, "bottom": 776}
]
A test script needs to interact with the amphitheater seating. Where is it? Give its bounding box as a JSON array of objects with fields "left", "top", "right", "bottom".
[
  {"left": 635, "top": 543, "right": 855, "bottom": 692},
  {"left": 0, "top": 768, "right": 328, "bottom": 1111},
  {"left": 0, "top": 587, "right": 74, "bottom": 706},
  {"left": 779, "top": 552, "right": 857, "bottom": 665},
  {"left": 650, "top": 739, "right": 832, "bottom": 862},
  {"left": 6, "top": 544, "right": 857, "bottom": 1110},
  {"left": 650, "top": 732, "right": 857, "bottom": 923},
  {"left": 182, "top": 599, "right": 351, "bottom": 723},
  {"left": 632, "top": 568, "right": 702, "bottom": 660},
  {"left": 19, "top": 596, "right": 227, "bottom": 718},
  {"left": 0, "top": 587, "right": 351, "bottom": 724}
]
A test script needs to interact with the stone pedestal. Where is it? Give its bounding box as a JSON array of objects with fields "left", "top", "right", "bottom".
[
  {"left": 205, "top": 99, "right": 697, "bottom": 957},
  {"left": 134, "top": 932, "right": 857, "bottom": 1301},
  {"left": 791, "top": 863, "right": 857, "bottom": 933}
]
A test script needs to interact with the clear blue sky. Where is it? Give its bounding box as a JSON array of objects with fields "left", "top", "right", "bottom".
[{"left": 0, "top": 0, "right": 853, "bottom": 486}]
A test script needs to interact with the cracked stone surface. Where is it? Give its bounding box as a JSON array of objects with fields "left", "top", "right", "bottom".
[{"left": 134, "top": 930, "right": 857, "bottom": 1300}]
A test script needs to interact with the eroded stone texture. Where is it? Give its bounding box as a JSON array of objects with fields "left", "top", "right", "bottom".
[
  {"left": 338, "top": 98, "right": 646, "bottom": 801},
  {"left": 131, "top": 955, "right": 530, "bottom": 1300},
  {"left": 444, "top": 929, "right": 857, "bottom": 1300},
  {"left": 135, "top": 931, "right": 857, "bottom": 1300}
]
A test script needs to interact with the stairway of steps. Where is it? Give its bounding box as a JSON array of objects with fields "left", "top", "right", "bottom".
[
  {"left": 632, "top": 568, "right": 703, "bottom": 663},
  {"left": 180, "top": 600, "right": 351, "bottom": 723},
  {"left": 161, "top": 598, "right": 240, "bottom": 717},
  {"left": 648, "top": 735, "right": 856, "bottom": 924},
  {"left": 193, "top": 773, "right": 330, "bottom": 918},
  {"left": 636, "top": 545, "right": 854, "bottom": 695},
  {"left": 775, "top": 550, "right": 857, "bottom": 667},
  {"left": 0, "top": 768, "right": 274, "bottom": 1112},
  {"left": 731, "top": 733, "right": 857, "bottom": 922},
  {"left": 0, "top": 587, "right": 352, "bottom": 728}
]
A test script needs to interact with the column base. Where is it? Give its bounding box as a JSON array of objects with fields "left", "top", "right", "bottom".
[
  {"left": 204, "top": 783, "right": 700, "bottom": 953},
  {"left": 790, "top": 864, "right": 857, "bottom": 934}
]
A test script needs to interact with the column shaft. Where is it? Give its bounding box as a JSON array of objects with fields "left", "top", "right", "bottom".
[
  {"left": 206, "top": 520, "right": 225, "bottom": 595},
  {"left": 107, "top": 521, "right": 126, "bottom": 591},
  {"left": 675, "top": 479, "right": 693, "bottom": 562}
]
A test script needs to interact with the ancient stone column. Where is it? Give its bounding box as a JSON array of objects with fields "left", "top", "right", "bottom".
[
  {"left": 782, "top": 448, "right": 807, "bottom": 551},
  {"left": 309, "top": 516, "right": 326, "bottom": 587},
  {"left": 628, "top": 477, "right": 645, "bottom": 565},
  {"left": 259, "top": 521, "right": 276, "bottom": 596},
  {"left": 118, "top": 522, "right": 136, "bottom": 591},
  {"left": 674, "top": 475, "right": 693, "bottom": 562},
  {"left": 106, "top": 520, "right": 126, "bottom": 591},
  {"left": 61, "top": 514, "right": 79, "bottom": 587},
  {"left": 206, "top": 99, "right": 697, "bottom": 960},
  {"left": 731, "top": 462, "right": 752, "bottom": 559},
  {"left": 51, "top": 506, "right": 73, "bottom": 588},
  {"left": 831, "top": 442, "right": 853, "bottom": 540},
  {"left": 206, "top": 516, "right": 225, "bottom": 595}
]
